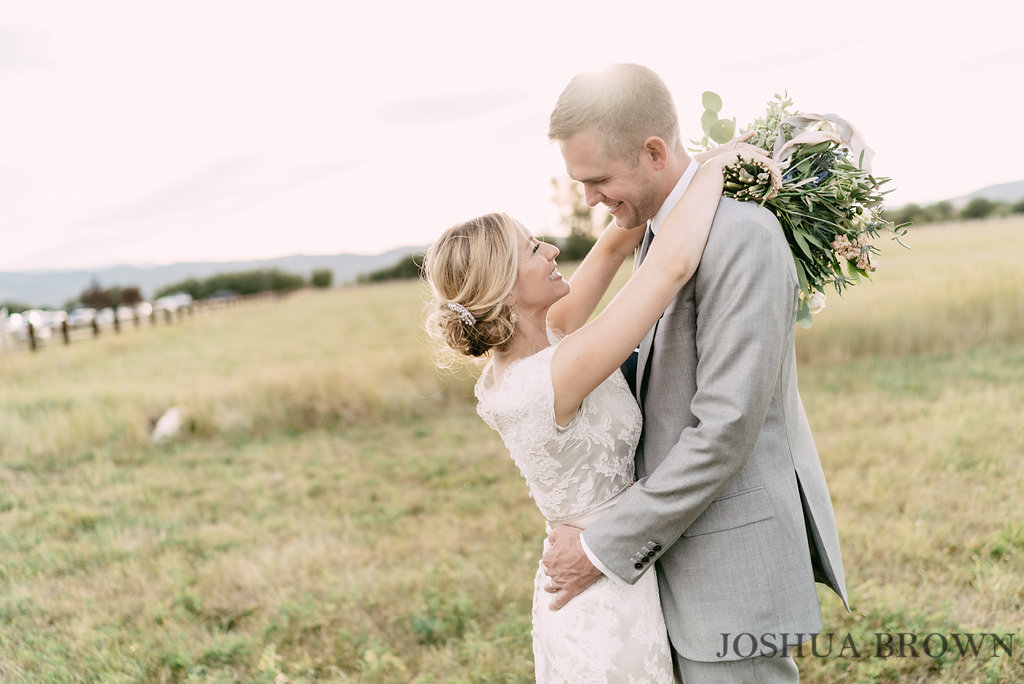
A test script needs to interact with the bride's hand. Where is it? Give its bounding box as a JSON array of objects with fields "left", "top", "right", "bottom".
[{"left": 698, "top": 133, "right": 782, "bottom": 191}]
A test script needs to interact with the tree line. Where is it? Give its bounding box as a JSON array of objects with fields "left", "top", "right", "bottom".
[
  {"left": 884, "top": 196, "right": 1024, "bottom": 227},
  {"left": 1, "top": 268, "right": 335, "bottom": 314}
]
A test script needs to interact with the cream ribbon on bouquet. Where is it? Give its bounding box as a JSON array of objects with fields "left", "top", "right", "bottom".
[{"left": 772, "top": 113, "right": 874, "bottom": 172}]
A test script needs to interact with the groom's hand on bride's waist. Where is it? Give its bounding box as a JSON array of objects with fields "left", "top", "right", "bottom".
[{"left": 542, "top": 525, "right": 602, "bottom": 610}]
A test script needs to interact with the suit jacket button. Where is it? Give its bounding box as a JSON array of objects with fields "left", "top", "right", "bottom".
[
  {"left": 653, "top": 544, "right": 662, "bottom": 551},
  {"left": 634, "top": 562, "right": 644, "bottom": 569},
  {"left": 647, "top": 551, "right": 656, "bottom": 558},
  {"left": 641, "top": 556, "right": 650, "bottom": 563}
]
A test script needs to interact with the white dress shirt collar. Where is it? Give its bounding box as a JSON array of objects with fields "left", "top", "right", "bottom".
[{"left": 649, "top": 158, "right": 700, "bottom": 235}]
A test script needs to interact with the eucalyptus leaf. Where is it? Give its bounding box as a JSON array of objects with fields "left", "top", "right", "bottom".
[
  {"left": 710, "top": 118, "right": 735, "bottom": 144},
  {"left": 794, "top": 257, "right": 810, "bottom": 295},
  {"left": 803, "top": 232, "right": 825, "bottom": 249},
  {"left": 848, "top": 261, "right": 871, "bottom": 282},
  {"left": 701, "top": 111, "right": 719, "bottom": 135},
  {"left": 801, "top": 142, "right": 833, "bottom": 156},
  {"left": 792, "top": 229, "right": 814, "bottom": 260},
  {"left": 796, "top": 299, "right": 813, "bottom": 328},
  {"left": 702, "top": 91, "right": 722, "bottom": 114}
]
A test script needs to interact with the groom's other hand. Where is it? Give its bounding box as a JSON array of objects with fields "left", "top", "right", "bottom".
[{"left": 542, "top": 525, "right": 602, "bottom": 610}]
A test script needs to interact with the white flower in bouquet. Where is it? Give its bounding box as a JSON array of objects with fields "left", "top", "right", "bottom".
[{"left": 807, "top": 291, "right": 827, "bottom": 315}]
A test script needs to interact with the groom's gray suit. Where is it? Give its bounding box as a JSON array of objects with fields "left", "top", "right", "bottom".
[{"left": 583, "top": 196, "right": 848, "bottom": 667}]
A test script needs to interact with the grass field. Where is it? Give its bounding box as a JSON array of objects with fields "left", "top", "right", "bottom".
[{"left": 1, "top": 216, "right": 1022, "bottom": 682}]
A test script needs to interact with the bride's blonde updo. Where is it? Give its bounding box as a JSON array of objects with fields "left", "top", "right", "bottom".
[{"left": 423, "top": 213, "right": 520, "bottom": 363}]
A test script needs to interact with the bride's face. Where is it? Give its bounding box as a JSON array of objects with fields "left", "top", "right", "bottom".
[{"left": 509, "top": 225, "right": 569, "bottom": 315}]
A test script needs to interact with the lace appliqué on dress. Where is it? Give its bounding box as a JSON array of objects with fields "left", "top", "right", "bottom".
[{"left": 475, "top": 345, "right": 640, "bottom": 522}]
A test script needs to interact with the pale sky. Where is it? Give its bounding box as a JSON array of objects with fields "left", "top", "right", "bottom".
[{"left": 2, "top": 1, "right": 1022, "bottom": 272}]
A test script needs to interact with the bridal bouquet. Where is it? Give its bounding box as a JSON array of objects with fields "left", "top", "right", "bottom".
[{"left": 693, "top": 92, "right": 908, "bottom": 326}]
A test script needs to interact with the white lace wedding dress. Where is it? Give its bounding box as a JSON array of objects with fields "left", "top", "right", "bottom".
[{"left": 475, "top": 342, "right": 675, "bottom": 683}]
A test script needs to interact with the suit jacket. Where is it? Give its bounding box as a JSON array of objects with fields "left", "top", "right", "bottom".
[{"left": 584, "top": 197, "right": 848, "bottom": 662}]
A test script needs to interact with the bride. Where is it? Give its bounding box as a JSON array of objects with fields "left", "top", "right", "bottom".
[{"left": 422, "top": 145, "right": 774, "bottom": 682}]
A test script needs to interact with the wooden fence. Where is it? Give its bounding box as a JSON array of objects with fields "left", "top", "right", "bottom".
[{"left": 0, "top": 291, "right": 288, "bottom": 355}]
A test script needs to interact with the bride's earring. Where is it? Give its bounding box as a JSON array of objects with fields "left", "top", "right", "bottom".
[{"left": 506, "top": 298, "right": 519, "bottom": 325}]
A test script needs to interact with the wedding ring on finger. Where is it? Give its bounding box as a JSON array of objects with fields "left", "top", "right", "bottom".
[{"left": 545, "top": 576, "right": 557, "bottom": 592}]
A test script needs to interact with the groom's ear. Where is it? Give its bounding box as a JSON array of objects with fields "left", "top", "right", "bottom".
[{"left": 641, "top": 137, "right": 669, "bottom": 170}]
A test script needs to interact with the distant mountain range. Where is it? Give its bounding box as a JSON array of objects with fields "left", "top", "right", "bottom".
[
  {"left": 0, "top": 246, "right": 425, "bottom": 309},
  {"left": 945, "top": 179, "right": 1024, "bottom": 208}
]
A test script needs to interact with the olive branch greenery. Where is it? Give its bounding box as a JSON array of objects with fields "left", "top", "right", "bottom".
[{"left": 693, "top": 91, "right": 909, "bottom": 326}]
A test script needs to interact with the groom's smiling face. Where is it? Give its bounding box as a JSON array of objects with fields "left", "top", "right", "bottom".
[{"left": 561, "top": 127, "right": 662, "bottom": 230}]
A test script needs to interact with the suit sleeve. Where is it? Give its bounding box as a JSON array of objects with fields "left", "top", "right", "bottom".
[{"left": 582, "top": 202, "right": 798, "bottom": 583}]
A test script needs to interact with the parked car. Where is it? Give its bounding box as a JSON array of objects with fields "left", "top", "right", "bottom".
[
  {"left": 3, "top": 311, "right": 27, "bottom": 339},
  {"left": 67, "top": 307, "right": 97, "bottom": 327},
  {"left": 5, "top": 309, "right": 60, "bottom": 340},
  {"left": 153, "top": 292, "right": 193, "bottom": 312},
  {"left": 95, "top": 308, "right": 116, "bottom": 325}
]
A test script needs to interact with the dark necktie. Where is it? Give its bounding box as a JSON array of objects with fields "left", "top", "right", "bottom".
[
  {"left": 621, "top": 223, "right": 654, "bottom": 397},
  {"left": 637, "top": 223, "right": 655, "bottom": 265}
]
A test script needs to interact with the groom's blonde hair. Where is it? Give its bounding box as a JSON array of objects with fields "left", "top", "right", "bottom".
[{"left": 548, "top": 63, "right": 680, "bottom": 163}]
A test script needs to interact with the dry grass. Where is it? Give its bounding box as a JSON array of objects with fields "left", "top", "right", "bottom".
[
  {"left": 795, "top": 216, "right": 1024, "bottom": 364},
  {"left": 0, "top": 217, "right": 1022, "bottom": 682}
]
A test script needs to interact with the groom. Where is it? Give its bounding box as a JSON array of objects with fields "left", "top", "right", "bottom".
[{"left": 542, "top": 64, "right": 849, "bottom": 682}]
